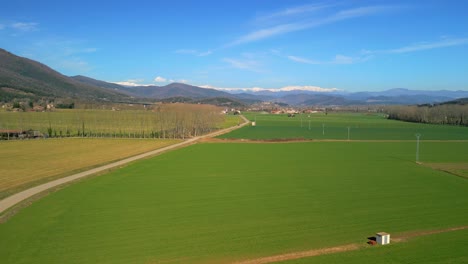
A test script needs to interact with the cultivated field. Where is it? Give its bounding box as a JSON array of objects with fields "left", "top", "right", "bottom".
[
  {"left": 282, "top": 228, "right": 468, "bottom": 264},
  {"left": 0, "top": 141, "right": 466, "bottom": 263},
  {"left": 0, "top": 138, "right": 180, "bottom": 199},
  {"left": 219, "top": 112, "right": 468, "bottom": 140}
]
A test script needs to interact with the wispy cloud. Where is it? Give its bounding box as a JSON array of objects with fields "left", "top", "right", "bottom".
[
  {"left": 175, "top": 49, "right": 212, "bottom": 56},
  {"left": 287, "top": 37, "right": 468, "bottom": 66},
  {"left": 369, "top": 37, "right": 468, "bottom": 54},
  {"left": 11, "top": 22, "right": 38, "bottom": 32},
  {"left": 332, "top": 54, "right": 354, "bottom": 64},
  {"left": 57, "top": 59, "right": 93, "bottom": 73},
  {"left": 82, "top": 47, "right": 98, "bottom": 53},
  {"left": 255, "top": 3, "right": 332, "bottom": 23},
  {"left": 199, "top": 84, "right": 341, "bottom": 93},
  {"left": 0, "top": 24, "right": 5, "bottom": 30},
  {"left": 229, "top": 23, "right": 311, "bottom": 46},
  {"left": 228, "top": 5, "right": 396, "bottom": 46},
  {"left": 327, "top": 6, "right": 394, "bottom": 22},
  {"left": 287, "top": 54, "right": 358, "bottom": 65},
  {"left": 287, "top": 55, "right": 320, "bottom": 64},
  {"left": 223, "top": 58, "right": 264, "bottom": 72}
]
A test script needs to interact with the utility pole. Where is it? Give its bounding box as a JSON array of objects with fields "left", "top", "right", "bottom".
[
  {"left": 322, "top": 123, "right": 325, "bottom": 135},
  {"left": 415, "top": 133, "right": 421, "bottom": 163},
  {"left": 309, "top": 120, "right": 311, "bottom": 130},
  {"left": 347, "top": 126, "right": 350, "bottom": 140}
]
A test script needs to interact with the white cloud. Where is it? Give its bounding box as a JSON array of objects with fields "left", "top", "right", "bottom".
[
  {"left": 327, "top": 6, "right": 394, "bottom": 22},
  {"left": 360, "top": 37, "right": 468, "bottom": 57},
  {"left": 154, "top": 76, "right": 167, "bottom": 82},
  {"left": 199, "top": 85, "right": 341, "bottom": 93},
  {"left": 0, "top": 24, "right": 5, "bottom": 30},
  {"left": 228, "top": 23, "right": 309, "bottom": 46},
  {"left": 386, "top": 38, "right": 468, "bottom": 53},
  {"left": 11, "top": 22, "right": 38, "bottom": 31},
  {"left": 256, "top": 3, "right": 331, "bottom": 22},
  {"left": 82, "top": 48, "right": 98, "bottom": 53},
  {"left": 111, "top": 80, "right": 154, "bottom": 87},
  {"left": 58, "top": 59, "right": 92, "bottom": 73},
  {"left": 228, "top": 5, "right": 395, "bottom": 46},
  {"left": 332, "top": 54, "right": 354, "bottom": 64},
  {"left": 113, "top": 81, "right": 142, "bottom": 87},
  {"left": 287, "top": 54, "right": 357, "bottom": 65},
  {"left": 224, "top": 58, "right": 263, "bottom": 72},
  {"left": 287, "top": 55, "right": 320, "bottom": 64},
  {"left": 286, "top": 37, "right": 467, "bottom": 66},
  {"left": 198, "top": 50, "right": 212, "bottom": 56},
  {"left": 175, "top": 49, "right": 212, "bottom": 56}
]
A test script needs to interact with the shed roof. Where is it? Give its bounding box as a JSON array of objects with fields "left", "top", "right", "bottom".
[{"left": 376, "top": 232, "right": 389, "bottom": 236}]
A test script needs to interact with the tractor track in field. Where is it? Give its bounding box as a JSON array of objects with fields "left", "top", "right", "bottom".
[
  {"left": 0, "top": 115, "right": 250, "bottom": 218},
  {"left": 232, "top": 226, "right": 468, "bottom": 264}
]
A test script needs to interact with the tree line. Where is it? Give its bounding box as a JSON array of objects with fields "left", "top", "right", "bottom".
[
  {"left": 0, "top": 103, "right": 225, "bottom": 139},
  {"left": 384, "top": 104, "right": 468, "bottom": 126}
]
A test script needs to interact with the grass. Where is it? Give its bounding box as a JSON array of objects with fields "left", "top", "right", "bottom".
[
  {"left": 0, "top": 141, "right": 466, "bottom": 263},
  {"left": 282, "top": 229, "right": 468, "bottom": 264},
  {"left": 424, "top": 163, "right": 468, "bottom": 179},
  {"left": 219, "top": 112, "right": 468, "bottom": 140},
  {"left": 0, "top": 138, "right": 180, "bottom": 199},
  {"left": 218, "top": 114, "right": 244, "bottom": 129}
]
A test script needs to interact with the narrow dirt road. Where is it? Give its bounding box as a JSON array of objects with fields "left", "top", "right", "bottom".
[
  {"left": 0, "top": 115, "right": 250, "bottom": 215},
  {"left": 233, "top": 226, "right": 468, "bottom": 264}
]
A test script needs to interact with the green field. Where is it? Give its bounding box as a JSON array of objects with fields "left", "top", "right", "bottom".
[
  {"left": 1, "top": 141, "right": 466, "bottom": 263},
  {"left": 282, "top": 229, "right": 468, "bottom": 264},
  {"left": 218, "top": 113, "right": 468, "bottom": 140}
]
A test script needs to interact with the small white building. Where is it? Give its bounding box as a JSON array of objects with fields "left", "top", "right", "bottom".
[
  {"left": 376, "top": 232, "right": 390, "bottom": 245},
  {"left": 252, "top": 121, "right": 256, "bottom": 126}
]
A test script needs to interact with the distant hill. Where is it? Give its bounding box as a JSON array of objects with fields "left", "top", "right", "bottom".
[
  {"left": 3, "top": 48, "right": 467, "bottom": 107},
  {"left": 0, "top": 49, "right": 130, "bottom": 101},
  {"left": 72, "top": 75, "right": 264, "bottom": 104},
  {"left": 437, "top": 97, "right": 468, "bottom": 105},
  {"left": 71, "top": 75, "right": 137, "bottom": 95},
  {"left": 72, "top": 76, "right": 243, "bottom": 99},
  {"left": 158, "top": 96, "right": 246, "bottom": 107},
  {"left": 140, "top": 82, "right": 233, "bottom": 99}
]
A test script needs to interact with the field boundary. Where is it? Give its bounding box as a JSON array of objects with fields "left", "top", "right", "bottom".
[
  {"left": 233, "top": 226, "right": 468, "bottom": 264},
  {"left": 202, "top": 138, "right": 468, "bottom": 143},
  {"left": 0, "top": 115, "right": 249, "bottom": 216}
]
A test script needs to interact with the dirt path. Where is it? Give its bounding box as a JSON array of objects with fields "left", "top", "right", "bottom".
[
  {"left": 0, "top": 115, "right": 250, "bottom": 215},
  {"left": 233, "top": 226, "right": 468, "bottom": 264}
]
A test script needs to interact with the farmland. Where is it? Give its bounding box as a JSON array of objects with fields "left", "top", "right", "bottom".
[
  {"left": 0, "top": 103, "right": 225, "bottom": 139},
  {"left": 0, "top": 138, "right": 180, "bottom": 199},
  {"left": 282, "top": 228, "right": 468, "bottom": 264},
  {"left": 0, "top": 141, "right": 466, "bottom": 263},
  {"left": 219, "top": 113, "right": 468, "bottom": 140}
]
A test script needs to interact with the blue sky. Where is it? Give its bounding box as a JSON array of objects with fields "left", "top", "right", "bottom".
[{"left": 1, "top": 0, "right": 468, "bottom": 92}]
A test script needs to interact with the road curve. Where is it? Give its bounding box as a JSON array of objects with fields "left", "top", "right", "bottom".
[{"left": 0, "top": 115, "right": 250, "bottom": 214}]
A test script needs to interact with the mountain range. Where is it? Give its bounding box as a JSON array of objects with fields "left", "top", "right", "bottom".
[
  {"left": 1, "top": 48, "right": 467, "bottom": 106},
  {"left": 0, "top": 49, "right": 130, "bottom": 102}
]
